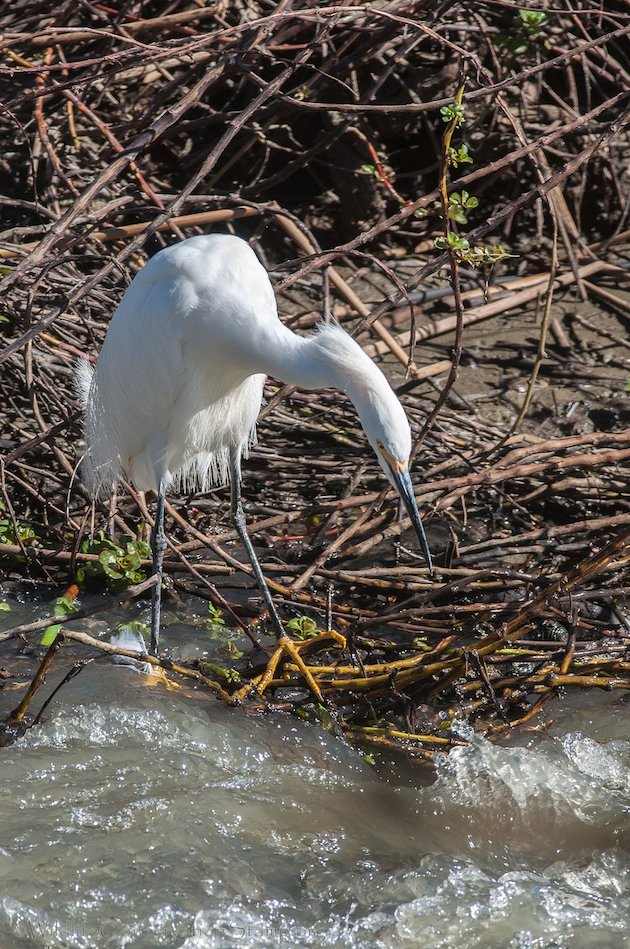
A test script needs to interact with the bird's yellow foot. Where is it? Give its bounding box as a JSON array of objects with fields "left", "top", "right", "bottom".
[
  {"left": 143, "top": 664, "right": 186, "bottom": 691},
  {"left": 236, "top": 631, "right": 346, "bottom": 703}
]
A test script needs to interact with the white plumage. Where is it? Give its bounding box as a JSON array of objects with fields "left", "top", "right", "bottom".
[
  {"left": 79, "top": 233, "right": 432, "bottom": 656},
  {"left": 78, "top": 235, "right": 272, "bottom": 495}
]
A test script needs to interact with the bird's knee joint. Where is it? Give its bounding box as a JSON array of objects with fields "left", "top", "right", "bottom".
[
  {"left": 154, "top": 530, "right": 167, "bottom": 553},
  {"left": 232, "top": 507, "right": 247, "bottom": 530}
]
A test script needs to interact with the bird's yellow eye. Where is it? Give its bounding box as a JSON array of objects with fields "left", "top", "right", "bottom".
[{"left": 377, "top": 440, "right": 408, "bottom": 473}]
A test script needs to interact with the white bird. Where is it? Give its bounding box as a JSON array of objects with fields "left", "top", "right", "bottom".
[{"left": 78, "top": 233, "right": 432, "bottom": 670}]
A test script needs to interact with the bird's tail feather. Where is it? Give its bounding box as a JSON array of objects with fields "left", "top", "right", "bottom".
[
  {"left": 75, "top": 357, "right": 122, "bottom": 498},
  {"left": 75, "top": 356, "right": 93, "bottom": 408}
]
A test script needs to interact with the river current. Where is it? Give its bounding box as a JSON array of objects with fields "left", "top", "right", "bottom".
[{"left": 1, "top": 593, "right": 629, "bottom": 948}]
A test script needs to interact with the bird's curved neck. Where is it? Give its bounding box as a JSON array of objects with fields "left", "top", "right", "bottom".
[{"left": 255, "top": 323, "right": 371, "bottom": 400}]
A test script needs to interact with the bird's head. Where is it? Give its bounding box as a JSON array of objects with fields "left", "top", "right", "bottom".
[
  {"left": 310, "top": 323, "right": 433, "bottom": 572},
  {"left": 360, "top": 386, "right": 433, "bottom": 574}
]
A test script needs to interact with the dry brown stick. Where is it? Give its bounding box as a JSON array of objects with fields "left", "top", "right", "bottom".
[
  {"left": 277, "top": 91, "right": 628, "bottom": 299},
  {"left": 289, "top": 491, "right": 387, "bottom": 593},
  {"left": 436, "top": 447, "right": 630, "bottom": 511},
  {"left": 273, "top": 211, "right": 414, "bottom": 371},
  {"left": 4, "top": 634, "right": 65, "bottom": 724},
  {"left": 0, "top": 36, "right": 317, "bottom": 369},
  {"left": 21, "top": 6, "right": 225, "bottom": 44},
  {"left": 0, "top": 208, "right": 262, "bottom": 260},
  {"left": 457, "top": 512, "right": 630, "bottom": 556},
  {"left": 487, "top": 430, "right": 630, "bottom": 471},
  {"left": 498, "top": 210, "right": 560, "bottom": 439},
  {"left": 362, "top": 260, "right": 620, "bottom": 358},
  {"left": 0, "top": 576, "right": 157, "bottom": 643},
  {"left": 346, "top": 445, "right": 630, "bottom": 558},
  {"left": 31, "top": 46, "right": 80, "bottom": 198},
  {"left": 581, "top": 279, "right": 630, "bottom": 317},
  {"left": 571, "top": 309, "right": 630, "bottom": 351},
  {"left": 0, "top": 63, "right": 227, "bottom": 296}
]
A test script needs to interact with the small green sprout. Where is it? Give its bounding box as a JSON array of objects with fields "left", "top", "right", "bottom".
[
  {"left": 0, "top": 503, "right": 39, "bottom": 549},
  {"left": 361, "top": 752, "right": 376, "bottom": 765},
  {"left": 447, "top": 143, "right": 473, "bottom": 168},
  {"left": 435, "top": 233, "right": 516, "bottom": 267},
  {"left": 226, "top": 639, "right": 244, "bottom": 660},
  {"left": 40, "top": 594, "right": 78, "bottom": 646},
  {"left": 206, "top": 603, "right": 225, "bottom": 628},
  {"left": 519, "top": 9, "right": 549, "bottom": 30},
  {"left": 76, "top": 530, "right": 151, "bottom": 590},
  {"left": 434, "top": 232, "right": 471, "bottom": 254},
  {"left": 412, "top": 637, "right": 433, "bottom": 652},
  {"left": 440, "top": 103, "right": 465, "bottom": 127},
  {"left": 285, "top": 615, "right": 319, "bottom": 640},
  {"left": 201, "top": 603, "right": 228, "bottom": 641},
  {"left": 447, "top": 190, "right": 479, "bottom": 224},
  {"left": 501, "top": 9, "right": 550, "bottom": 54}
]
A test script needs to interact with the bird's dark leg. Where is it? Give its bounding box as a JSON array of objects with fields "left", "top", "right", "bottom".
[
  {"left": 149, "top": 480, "right": 167, "bottom": 656},
  {"left": 229, "top": 449, "right": 331, "bottom": 703},
  {"left": 229, "top": 449, "right": 285, "bottom": 639}
]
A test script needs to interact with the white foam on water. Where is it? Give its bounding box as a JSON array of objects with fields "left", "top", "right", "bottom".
[{"left": 2, "top": 677, "right": 630, "bottom": 948}]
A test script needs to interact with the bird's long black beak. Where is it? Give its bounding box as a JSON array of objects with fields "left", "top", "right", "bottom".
[{"left": 391, "top": 465, "right": 433, "bottom": 573}]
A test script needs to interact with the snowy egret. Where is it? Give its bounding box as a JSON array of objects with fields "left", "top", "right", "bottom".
[{"left": 78, "top": 233, "right": 432, "bottom": 673}]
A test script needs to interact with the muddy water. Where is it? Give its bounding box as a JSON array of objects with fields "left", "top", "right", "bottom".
[{"left": 1, "top": 593, "right": 630, "bottom": 948}]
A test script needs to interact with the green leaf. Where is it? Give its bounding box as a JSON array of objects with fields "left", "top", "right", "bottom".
[
  {"left": 285, "top": 615, "right": 319, "bottom": 640},
  {"left": 0, "top": 601, "right": 11, "bottom": 612},
  {"left": 447, "top": 205, "right": 468, "bottom": 224},
  {"left": 54, "top": 595, "right": 78, "bottom": 617},
  {"left": 226, "top": 639, "right": 244, "bottom": 660},
  {"left": 206, "top": 603, "right": 225, "bottom": 628},
  {"left": 447, "top": 144, "right": 473, "bottom": 168},
  {"left": 77, "top": 528, "right": 150, "bottom": 590},
  {"left": 40, "top": 623, "right": 62, "bottom": 646},
  {"left": 440, "top": 103, "right": 465, "bottom": 127},
  {"left": 519, "top": 9, "right": 548, "bottom": 29}
]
